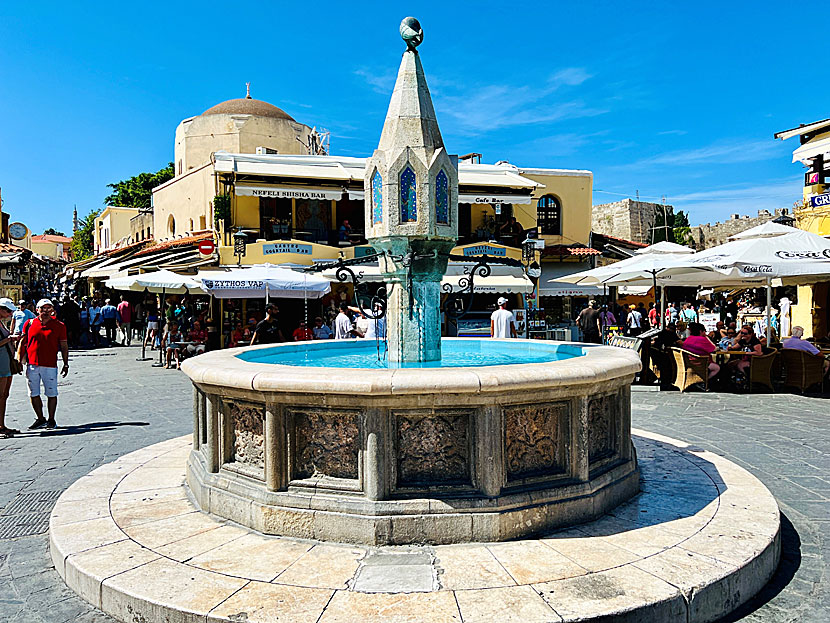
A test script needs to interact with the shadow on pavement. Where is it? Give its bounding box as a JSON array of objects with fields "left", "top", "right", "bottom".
[
  {"left": 18, "top": 421, "right": 151, "bottom": 437},
  {"left": 716, "top": 512, "right": 801, "bottom": 622}
]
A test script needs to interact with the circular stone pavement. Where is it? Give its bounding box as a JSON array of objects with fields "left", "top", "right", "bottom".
[{"left": 49, "top": 430, "right": 780, "bottom": 623}]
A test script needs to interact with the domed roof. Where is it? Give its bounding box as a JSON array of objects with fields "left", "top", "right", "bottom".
[{"left": 201, "top": 95, "right": 295, "bottom": 121}]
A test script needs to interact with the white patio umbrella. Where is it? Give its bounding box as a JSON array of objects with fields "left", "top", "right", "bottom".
[
  {"left": 104, "top": 269, "right": 202, "bottom": 365},
  {"left": 550, "top": 241, "right": 699, "bottom": 328},
  {"left": 657, "top": 222, "right": 830, "bottom": 341},
  {"left": 198, "top": 264, "right": 331, "bottom": 299},
  {"left": 105, "top": 269, "right": 201, "bottom": 294}
]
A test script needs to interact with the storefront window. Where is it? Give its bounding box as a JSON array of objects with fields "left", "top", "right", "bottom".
[
  {"left": 400, "top": 166, "right": 417, "bottom": 222},
  {"left": 260, "top": 197, "right": 293, "bottom": 240},
  {"left": 435, "top": 170, "right": 449, "bottom": 224},
  {"left": 295, "top": 199, "right": 329, "bottom": 243},
  {"left": 372, "top": 169, "right": 383, "bottom": 225}
]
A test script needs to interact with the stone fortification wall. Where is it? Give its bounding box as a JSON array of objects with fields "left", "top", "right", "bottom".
[
  {"left": 690, "top": 208, "right": 790, "bottom": 249},
  {"left": 592, "top": 199, "right": 671, "bottom": 245}
]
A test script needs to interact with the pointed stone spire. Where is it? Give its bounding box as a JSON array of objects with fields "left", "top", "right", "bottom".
[
  {"left": 73, "top": 205, "right": 79, "bottom": 233},
  {"left": 364, "top": 18, "right": 459, "bottom": 364},
  {"left": 245, "top": 82, "right": 251, "bottom": 99}
]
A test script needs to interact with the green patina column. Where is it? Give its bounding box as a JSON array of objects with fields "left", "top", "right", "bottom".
[{"left": 364, "top": 17, "right": 459, "bottom": 364}]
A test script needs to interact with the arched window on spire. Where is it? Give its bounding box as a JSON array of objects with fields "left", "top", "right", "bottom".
[
  {"left": 372, "top": 169, "right": 383, "bottom": 225},
  {"left": 435, "top": 170, "right": 449, "bottom": 224},
  {"left": 537, "top": 195, "right": 561, "bottom": 235},
  {"left": 400, "top": 166, "right": 417, "bottom": 222}
]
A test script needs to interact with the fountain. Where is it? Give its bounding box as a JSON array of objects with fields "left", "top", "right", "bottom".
[{"left": 181, "top": 17, "right": 641, "bottom": 545}]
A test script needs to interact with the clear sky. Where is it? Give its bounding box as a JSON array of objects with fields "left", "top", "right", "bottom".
[{"left": 0, "top": 2, "right": 824, "bottom": 236}]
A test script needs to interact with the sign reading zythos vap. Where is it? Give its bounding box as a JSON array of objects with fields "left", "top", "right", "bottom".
[{"left": 235, "top": 185, "right": 344, "bottom": 201}]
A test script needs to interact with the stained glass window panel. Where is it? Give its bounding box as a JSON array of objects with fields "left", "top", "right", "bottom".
[
  {"left": 400, "top": 166, "right": 417, "bottom": 222},
  {"left": 435, "top": 169, "right": 449, "bottom": 224},
  {"left": 372, "top": 170, "right": 383, "bottom": 225}
]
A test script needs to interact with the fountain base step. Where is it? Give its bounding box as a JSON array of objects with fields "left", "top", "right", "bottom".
[{"left": 50, "top": 430, "right": 780, "bottom": 623}]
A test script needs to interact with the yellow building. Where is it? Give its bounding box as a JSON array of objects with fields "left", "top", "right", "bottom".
[
  {"left": 94, "top": 206, "right": 139, "bottom": 254},
  {"left": 775, "top": 119, "right": 830, "bottom": 338}
]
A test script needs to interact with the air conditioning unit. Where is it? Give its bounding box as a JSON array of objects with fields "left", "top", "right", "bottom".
[{"left": 256, "top": 146, "right": 278, "bottom": 155}]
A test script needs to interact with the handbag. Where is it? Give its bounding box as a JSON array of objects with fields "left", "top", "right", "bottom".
[{"left": 1, "top": 325, "right": 22, "bottom": 375}]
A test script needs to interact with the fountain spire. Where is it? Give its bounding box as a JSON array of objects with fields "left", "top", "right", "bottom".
[{"left": 365, "top": 17, "right": 459, "bottom": 364}]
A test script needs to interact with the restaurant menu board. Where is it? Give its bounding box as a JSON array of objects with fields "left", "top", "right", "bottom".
[{"left": 700, "top": 313, "right": 720, "bottom": 333}]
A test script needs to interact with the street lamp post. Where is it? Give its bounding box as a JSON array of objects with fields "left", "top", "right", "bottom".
[{"left": 233, "top": 231, "right": 247, "bottom": 267}]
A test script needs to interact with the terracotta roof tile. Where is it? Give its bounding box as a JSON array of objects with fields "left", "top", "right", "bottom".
[{"left": 135, "top": 232, "right": 212, "bottom": 256}]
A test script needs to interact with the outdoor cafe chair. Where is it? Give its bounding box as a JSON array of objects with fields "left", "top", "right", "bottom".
[
  {"left": 781, "top": 349, "right": 826, "bottom": 394},
  {"left": 670, "top": 347, "right": 708, "bottom": 393},
  {"left": 748, "top": 349, "right": 778, "bottom": 393}
]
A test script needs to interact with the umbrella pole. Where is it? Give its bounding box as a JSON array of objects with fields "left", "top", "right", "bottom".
[
  {"left": 152, "top": 288, "right": 166, "bottom": 367},
  {"left": 652, "top": 272, "right": 658, "bottom": 328},
  {"left": 136, "top": 287, "right": 153, "bottom": 361},
  {"left": 766, "top": 279, "right": 772, "bottom": 344},
  {"left": 660, "top": 285, "right": 666, "bottom": 330}
]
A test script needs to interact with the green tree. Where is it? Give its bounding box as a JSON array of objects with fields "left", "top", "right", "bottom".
[
  {"left": 104, "top": 162, "right": 174, "bottom": 209},
  {"left": 651, "top": 208, "right": 693, "bottom": 246},
  {"left": 69, "top": 210, "right": 99, "bottom": 261},
  {"left": 43, "top": 227, "right": 66, "bottom": 236}
]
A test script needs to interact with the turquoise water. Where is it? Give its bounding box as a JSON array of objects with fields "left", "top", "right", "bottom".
[{"left": 236, "top": 338, "right": 585, "bottom": 369}]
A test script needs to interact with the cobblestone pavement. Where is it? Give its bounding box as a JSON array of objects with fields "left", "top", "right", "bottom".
[{"left": 0, "top": 347, "right": 826, "bottom": 622}]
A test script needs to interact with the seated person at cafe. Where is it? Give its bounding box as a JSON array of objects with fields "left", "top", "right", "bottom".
[
  {"left": 681, "top": 322, "right": 720, "bottom": 380},
  {"left": 312, "top": 316, "right": 333, "bottom": 339},
  {"left": 229, "top": 322, "right": 246, "bottom": 348},
  {"left": 186, "top": 320, "right": 208, "bottom": 357},
  {"left": 718, "top": 326, "right": 737, "bottom": 350},
  {"left": 163, "top": 321, "right": 184, "bottom": 369},
  {"left": 653, "top": 322, "right": 680, "bottom": 351},
  {"left": 728, "top": 324, "right": 763, "bottom": 374},
  {"left": 339, "top": 219, "right": 352, "bottom": 241},
  {"left": 784, "top": 326, "right": 830, "bottom": 374},
  {"left": 292, "top": 320, "right": 314, "bottom": 341},
  {"left": 708, "top": 321, "right": 726, "bottom": 343}
]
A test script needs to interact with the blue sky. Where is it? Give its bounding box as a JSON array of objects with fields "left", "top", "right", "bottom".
[{"left": 0, "top": 2, "right": 823, "bottom": 236}]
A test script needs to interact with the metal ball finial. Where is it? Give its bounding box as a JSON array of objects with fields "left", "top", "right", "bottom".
[{"left": 400, "top": 17, "right": 423, "bottom": 50}]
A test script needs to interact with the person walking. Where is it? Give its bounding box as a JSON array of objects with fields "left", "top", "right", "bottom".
[
  {"left": 577, "top": 300, "right": 601, "bottom": 344},
  {"left": 626, "top": 304, "right": 643, "bottom": 337},
  {"left": 251, "top": 304, "right": 284, "bottom": 344},
  {"left": 101, "top": 298, "right": 118, "bottom": 346},
  {"left": 17, "top": 299, "right": 69, "bottom": 430},
  {"left": 0, "top": 299, "right": 20, "bottom": 438},
  {"left": 116, "top": 295, "right": 133, "bottom": 346},
  {"left": 89, "top": 299, "right": 102, "bottom": 347},
  {"left": 11, "top": 300, "right": 35, "bottom": 336},
  {"left": 60, "top": 296, "right": 81, "bottom": 348},
  {"left": 490, "top": 297, "right": 517, "bottom": 339},
  {"left": 334, "top": 303, "right": 357, "bottom": 339}
]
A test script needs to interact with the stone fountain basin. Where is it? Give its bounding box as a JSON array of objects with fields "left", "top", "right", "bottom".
[{"left": 181, "top": 339, "right": 641, "bottom": 545}]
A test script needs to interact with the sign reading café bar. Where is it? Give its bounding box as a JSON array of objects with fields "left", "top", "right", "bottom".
[
  {"left": 810, "top": 192, "right": 830, "bottom": 208},
  {"left": 235, "top": 185, "right": 344, "bottom": 201}
]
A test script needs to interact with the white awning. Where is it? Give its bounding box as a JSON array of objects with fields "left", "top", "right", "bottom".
[
  {"left": 235, "top": 185, "right": 344, "bottom": 200},
  {"left": 792, "top": 136, "right": 830, "bottom": 164},
  {"left": 458, "top": 193, "right": 532, "bottom": 205},
  {"left": 442, "top": 273, "right": 533, "bottom": 294},
  {"left": 348, "top": 190, "right": 365, "bottom": 200},
  {"left": 539, "top": 282, "right": 604, "bottom": 297}
]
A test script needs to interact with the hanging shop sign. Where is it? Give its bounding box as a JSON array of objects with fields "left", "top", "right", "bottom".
[
  {"left": 262, "top": 242, "right": 313, "bottom": 256},
  {"left": 457, "top": 193, "right": 532, "bottom": 205},
  {"left": 235, "top": 186, "right": 344, "bottom": 200},
  {"left": 810, "top": 192, "right": 830, "bottom": 208},
  {"left": 462, "top": 244, "right": 507, "bottom": 257}
]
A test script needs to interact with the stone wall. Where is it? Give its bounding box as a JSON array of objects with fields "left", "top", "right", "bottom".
[
  {"left": 689, "top": 208, "right": 791, "bottom": 249},
  {"left": 592, "top": 199, "right": 672, "bottom": 245}
]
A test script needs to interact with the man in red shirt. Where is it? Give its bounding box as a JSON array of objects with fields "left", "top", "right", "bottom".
[
  {"left": 292, "top": 320, "right": 314, "bottom": 341},
  {"left": 117, "top": 295, "right": 133, "bottom": 346},
  {"left": 16, "top": 299, "right": 69, "bottom": 430}
]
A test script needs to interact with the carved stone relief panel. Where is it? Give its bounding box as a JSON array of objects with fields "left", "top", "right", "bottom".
[
  {"left": 292, "top": 408, "right": 360, "bottom": 480},
  {"left": 505, "top": 402, "right": 569, "bottom": 481},
  {"left": 396, "top": 410, "right": 471, "bottom": 487},
  {"left": 588, "top": 393, "right": 617, "bottom": 464},
  {"left": 229, "top": 401, "right": 265, "bottom": 470}
]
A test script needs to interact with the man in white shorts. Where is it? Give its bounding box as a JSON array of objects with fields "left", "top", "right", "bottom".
[
  {"left": 490, "top": 297, "right": 517, "bottom": 339},
  {"left": 17, "top": 299, "right": 69, "bottom": 430}
]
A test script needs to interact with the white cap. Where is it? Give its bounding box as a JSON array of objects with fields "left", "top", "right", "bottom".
[
  {"left": 36, "top": 298, "right": 54, "bottom": 309},
  {"left": 497, "top": 296, "right": 508, "bottom": 305},
  {"left": 0, "top": 298, "right": 17, "bottom": 312}
]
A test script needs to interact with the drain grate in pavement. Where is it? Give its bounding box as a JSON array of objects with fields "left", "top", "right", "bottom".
[
  {"left": 0, "top": 512, "right": 51, "bottom": 539},
  {"left": 1, "top": 490, "right": 63, "bottom": 516}
]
